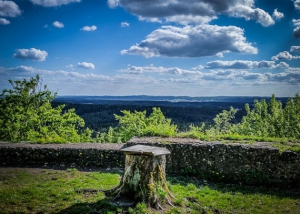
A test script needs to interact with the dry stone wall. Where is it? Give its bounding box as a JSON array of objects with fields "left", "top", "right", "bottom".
[
  {"left": 0, "top": 137, "right": 299, "bottom": 185},
  {"left": 127, "top": 137, "right": 300, "bottom": 185},
  {"left": 0, "top": 142, "right": 125, "bottom": 169}
]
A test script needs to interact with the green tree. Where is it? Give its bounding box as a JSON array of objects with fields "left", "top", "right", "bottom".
[
  {"left": 235, "top": 94, "right": 297, "bottom": 138},
  {"left": 211, "top": 106, "right": 237, "bottom": 135},
  {"left": 283, "top": 93, "right": 300, "bottom": 138},
  {"left": 0, "top": 75, "right": 92, "bottom": 143}
]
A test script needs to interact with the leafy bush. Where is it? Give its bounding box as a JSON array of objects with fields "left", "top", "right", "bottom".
[
  {"left": 180, "top": 93, "right": 300, "bottom": 144},
  {"left": 0, "top": 75, "right": 92, "bottom": 143},
  {"left": 97, "top": 107, "right": 177, "bottom": 143}
]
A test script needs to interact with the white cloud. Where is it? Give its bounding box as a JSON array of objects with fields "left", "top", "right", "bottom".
[
  {"left": 246, "top": 8, "right": 275, "bottom": 27},
  {"left": 293, "top": 0, "right": 300, "bottom": 10},
  {"left": 81, "top": 25, "right": 97, "bottom": 31},
  {"left": 53, "top": 21, "right": 64, "bottom": 28},
  {"left": 276, "top": 62, "right": 290, "bottom": 69},
  {"left": 107, "top": 0, "right": 119, "bottom": 8},
  {"left": 6, "top": 65, "right": 36, "bottom": 73},
  {"left": 121, "top": 22, "right": 129, "bottom": 27},
  {"left": 30, "top": 0, "right": 81, "bottom": 7},
  {"left": 1, "top": 65, "right": 300, "bottom": 96},
  {"left": 13, "top": 48, "right": 48, "bottom": 61},
  {"left": 291, "top": 46, "right": 300, "bottom": 53},
  {"left": 77, "top": 62, "right": 95, "bottom": 69},
  {"left": 204, "top": 60, "right": 288, "bottom": 69},
  {"left": 108, "top": 0, "right": 274, "bottom": 26},
  {"left": 121, "top": 25, "right": 257, "bottom": 58},
  {"left": 121, "top": 65, "right": 201, "bottom": 75},
  {"left": 0, "top": 0, "right": 21, "bottom": 17},
  {"left": 66, "top": 64, "right": 74, "bottom": 69},
  {"left": 293, "top": 19, "right": 300, "bottom": 38},
  {"left": 272, "top": 8, "right": 284, "bottom": 20},
  {"left": 272, "top": 51, "right": 300, "bottom": 60},
  {"left": 0, "top": 18, "right": 10, "bottom": 25}
]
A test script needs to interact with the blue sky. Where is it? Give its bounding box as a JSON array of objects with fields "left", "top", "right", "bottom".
[{"left": 1, "top": 0, "right": 300, "bottom": 96}]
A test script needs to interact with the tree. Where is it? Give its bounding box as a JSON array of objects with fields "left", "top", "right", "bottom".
[
  {"left": 211, "top": 106, "right": 237, "bottom": 135},
  {"left": 235, "top": 94, "right": 300, "bottom": 138},
  {"left": 0, "top": 75, "right": 91, "bottom": 143},
  {"left": 283, "top": 93, "right": 300, "bottom": 138}
]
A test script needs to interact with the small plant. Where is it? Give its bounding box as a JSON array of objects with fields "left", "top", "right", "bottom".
[
  {"left": 166, "top": 207, "right": 182, "bottom": 214},
  {"left": 128, "top": 202, "right": 148, "bottom": 214}
]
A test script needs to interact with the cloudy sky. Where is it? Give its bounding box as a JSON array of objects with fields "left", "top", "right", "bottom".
[{"left": 1, "top": 0, "right": 300, "bottom": 97}]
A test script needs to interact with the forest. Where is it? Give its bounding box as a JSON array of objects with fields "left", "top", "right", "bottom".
[{"left": 53, "top": 101, "right": 247, "bottom": 133}]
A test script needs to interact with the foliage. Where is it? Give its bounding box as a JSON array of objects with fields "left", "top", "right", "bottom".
[
  {"left": 128, "top": 203, "right": 149, "bottom": 214},
  {"left": 186, "top": 93, "right": 300, "bottom": 141},
  {"left": 0, "top": 75, "right": 92, "bottom": 143},
  {"left": 234, "top": 94, "right": 300, "bottom": 139},
  {"left": 2, "top": 75, "right": 298, "bottom": 147},
  {"left": 97, "top": 107, "right": 177, "bottom": 143},
  {"left": 210, "top": 106, "right": 237, "bottom": 135}
]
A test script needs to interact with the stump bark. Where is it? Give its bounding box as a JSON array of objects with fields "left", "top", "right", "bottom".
[{"left": 106, "top": 145, "right": 174, "bottom": 209}]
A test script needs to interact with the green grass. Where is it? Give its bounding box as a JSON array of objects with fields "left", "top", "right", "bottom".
[
  {"left": 176, "top": 132, "right": 300, "bottom": 153},
  {"left": 0, "top": 168, "right": 299, "bottom": 214}
]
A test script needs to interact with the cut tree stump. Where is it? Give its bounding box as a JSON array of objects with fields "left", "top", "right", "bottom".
[{"left": 105, "top": 145, "right": 174, "bottom": 209}]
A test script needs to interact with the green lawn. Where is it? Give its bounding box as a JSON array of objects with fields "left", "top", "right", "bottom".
[{"left": 0, "top": 168, "right": 299, "bottom": 214}]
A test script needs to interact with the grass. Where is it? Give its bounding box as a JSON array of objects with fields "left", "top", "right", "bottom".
[
  {"left": 0, "top": 168, "right": 299, "bottom": 214},
  {"left": 176, "top": 131, "right": 300, "bottom": 153}
]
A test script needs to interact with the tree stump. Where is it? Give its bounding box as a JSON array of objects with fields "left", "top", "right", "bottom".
[{"left": 106, "top": 145, "right": 174, "bottom": 209}]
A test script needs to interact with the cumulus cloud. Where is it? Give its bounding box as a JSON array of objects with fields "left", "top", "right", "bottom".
[
  {"left": 121, "top": 25, "right": 257, "bottom": 58},
  {"left": 30, "top": 0, "right": 81, "bottom": 7},
  {"left": 272, "top": 8, "right": 284, "bottom": 20},
  {"left": 293, "top": 0, "right": 300, "bottom": 10},
  {"left": 107, "top": 0, "right": 119, "bottom": 8},
  {"left": 121, "top": 22, "right": 129, "bottom": 27},
  {"left": 108, "top": 0, "right": 274, "bottom": 26},
  {"left": 121, "top": 65, "right": 201, "bottom": 75},
  {"left": 81, "top": 25, "right": 97, "bottom": 31},
  {"left": 53, "top": 21, "right": 64, "bottom": 28},
  {"left": 0, "top": 0, "right": 21, "bottom": 17},
  {"left": 13, "top": 48, "right": 48, "bottom": 61},
  {"left": 120, "top": 64, "right": 295, "bottom": 84},
  {"left": 0, "top": 18, "right": 10, "bottom": 25},
  {"left": 291, "top": 46, "right": 300, "bottom": 53},
  {"left": 77, "top": 62, "right": 95, "bottom": 69},
  {"left": 204, "top": 60, "right": 288, "bottom": 69},
  {"left": 272, "top": 51, "right": 300, "bottom": 60},
  {"left": 293, "top": 19, "right": 300, "bottom": 38},
  {"left": 247, "top": 8, "right": 275, "bottom": 27},
  {"left": 6, "top": 65, "right": 36, "bottom": 73},
  {"left": 66, "top": 64, "right": 74, "bottom": 69}
]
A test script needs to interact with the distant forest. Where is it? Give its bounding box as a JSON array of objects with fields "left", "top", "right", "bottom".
[{"left": 52, "top": 101, "right": 249, "bottom": 133}]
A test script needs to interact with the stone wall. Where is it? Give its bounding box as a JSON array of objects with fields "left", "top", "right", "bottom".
[
  {"left": 0, "top": 142, "right": 125, "bottom": 169},
  {"left": 0, "top": 137, "right": 299, "bottom": 185},
  {"left": 127, "top": 137, "right": 300, "bottom": 185}
]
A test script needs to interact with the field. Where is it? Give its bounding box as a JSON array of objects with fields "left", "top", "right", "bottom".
[{"left": 0, "top": 167, "right": 299, "bottom": 214}]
